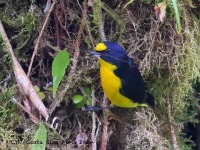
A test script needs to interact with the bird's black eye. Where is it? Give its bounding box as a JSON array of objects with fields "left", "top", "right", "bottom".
[{"left": 105, "top": 48, "right": 111, "bottom": 53}]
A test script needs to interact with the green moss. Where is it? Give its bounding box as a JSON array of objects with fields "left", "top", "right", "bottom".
[
  {"left": 0, "top": 1, "right": 42, "bottom": 54},
  {"left": 1, "top": 0, "right": 200, "bottom": 149},
  {"left": 0, "top": 87, "right": 22, "bottom": 146},
  {"left": 121, "top": 1, "right": 200, "bottom": 148}
]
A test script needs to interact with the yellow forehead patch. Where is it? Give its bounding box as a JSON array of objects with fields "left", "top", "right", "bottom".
[{"left": 95, "top": 43, "right": 107, "bottom": 51}]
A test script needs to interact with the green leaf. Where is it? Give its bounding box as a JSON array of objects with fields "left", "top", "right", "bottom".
[
  {"left": 171, "top": 0, "right": 181, "bottom": 32},
  {"left": 38, "top": 92, "right": 46, "bottom": 100},
  {"left": 72, "top": 94, "right": 84, "bottom": 104},
  {"left": 84, "top": 87, "right": 92, "bottom": 105},
  {"left": 46, "top": 86, "right": 53, "bottom": 91},
  {"left": 84, "top": 87, "right": 91, "bottom": 96},
  {"left": 34, "top": 86, "right": 40, "bottom": 92},
  {"left": 52, "top": 49, "right": 69, "bottom": 97},
  {"left": 31, "top": 123, "right": 47, "bottom": 150},
  {"left": 76, "top": 100, "right": 85, "bottom": 108}
]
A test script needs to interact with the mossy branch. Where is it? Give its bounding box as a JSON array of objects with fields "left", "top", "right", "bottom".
[{"left": 166, "top": 95, "right": 180, "bottom": 150}]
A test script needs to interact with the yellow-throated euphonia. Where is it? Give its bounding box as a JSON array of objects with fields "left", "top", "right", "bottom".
[{"left": 90, "top": 41, "right": 155, "bottom": 107}]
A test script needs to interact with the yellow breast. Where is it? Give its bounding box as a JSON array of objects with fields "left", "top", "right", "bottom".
[{"left": 99, "top": 59, "right": 140, "bottom": 107}]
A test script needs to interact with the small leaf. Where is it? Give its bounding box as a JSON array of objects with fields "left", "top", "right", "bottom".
[
  {"left": 84, "top": 87, "right": 92, "bottom": 105},
  {"left": 46, "top": 86, "right": 53, "bottom": 91},
  {"left": 84, "top": 87, "right": 91, "bottom": 96},
  {"left": 72, "top": 94, "right": 84, "bottom": 104},
  {"left": 38, "top": 92, "right": 46, "bottom": 101},
  {"left": 31, "top": 123, "right": 47, "bottom": 150},
  {"left": 86, "top": 98, "right": 92, "bottom": 105},
  {"left": 52, "top": 49, "right": 69, "bottom": 97},
  {"left": 34, "top": 86, "right": 40, "bottom": 92},
  {"left": 76, "top": 100, "right": 85, "bottom": 109}
]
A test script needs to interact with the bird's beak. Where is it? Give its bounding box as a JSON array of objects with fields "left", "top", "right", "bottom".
[{"left": 89, "top": 50, "right": 100, "bottom": 58}]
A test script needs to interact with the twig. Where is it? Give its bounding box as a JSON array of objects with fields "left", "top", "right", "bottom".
[
  {"left": 0, "top": 20, "right": 49, "bottom": 120},
  {"left": 95, "top": 123, "right": 100, "bottom": 140},
  {"left": 166, "top": 95, "right": 180, "bottom": 150},
  {"left": 76, "top": 114, "right": 82, "bottom": 132},
  {"left": 54, "top": 6, "right": 60, "bottom": 48},
  {"left": 91, "top": 86, "right": 97, "bottom": 150},
  {"left": 45, "top": 41, "right": 61, "bottom": 52},
  {"left": 197, "top": 105, "right": 200, "bottom": 150},
  {"left": 11, "top": 96, "right": 64, "bottom": 140},
  {"left": 0, "top": 22, "right": 16, "bottom": 62},
  {"left": 27, "top": 0, "right": 57, "bottom": 77},
  {"left": 95, "top": 1, "right": 109, "bottom": 149},
  {"left": 100, "top": 15, "right": 106, "bottom": 41},
  {"left": 11, "top": 96, "right": 40, "bottom": 123},
  {"left": 108, "top": 112, "right": 134, "bottom": 130},
  {"left": 49, "top": 0, "right": 88, "bottom": 114},
  {"left": 85, "top": 24, "right": 96, "bottom": 48},
  {"left": 101, "top": 94, "right": 109, "bottom": 150}
]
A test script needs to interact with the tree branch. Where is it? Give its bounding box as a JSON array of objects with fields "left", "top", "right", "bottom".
[
  {"left": 101, "top": 94, "right": 109, "bottom": 150},
  {"left": 27, "top": 0, "right": 57, "bottom": 77},
  {"left": 166, "top": 95, "right": 180, "bottom": 150}
]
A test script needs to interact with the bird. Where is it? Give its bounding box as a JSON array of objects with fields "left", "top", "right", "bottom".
[{"left": 90, "top": 41, "right": 155, "bottom": 108}]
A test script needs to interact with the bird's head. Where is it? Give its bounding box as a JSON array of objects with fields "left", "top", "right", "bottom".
[{"left": 90, "top": 41, "right": 127, "bottom": 65}]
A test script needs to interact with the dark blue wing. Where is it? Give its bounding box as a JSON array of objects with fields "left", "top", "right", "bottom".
[{"left": 114, "top": 56, "right": 146, "bottom": 103}]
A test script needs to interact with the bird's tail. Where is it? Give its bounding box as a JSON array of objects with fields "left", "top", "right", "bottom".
[{"left": 146, "top": 92, "right": 155, "bottom": 107}]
